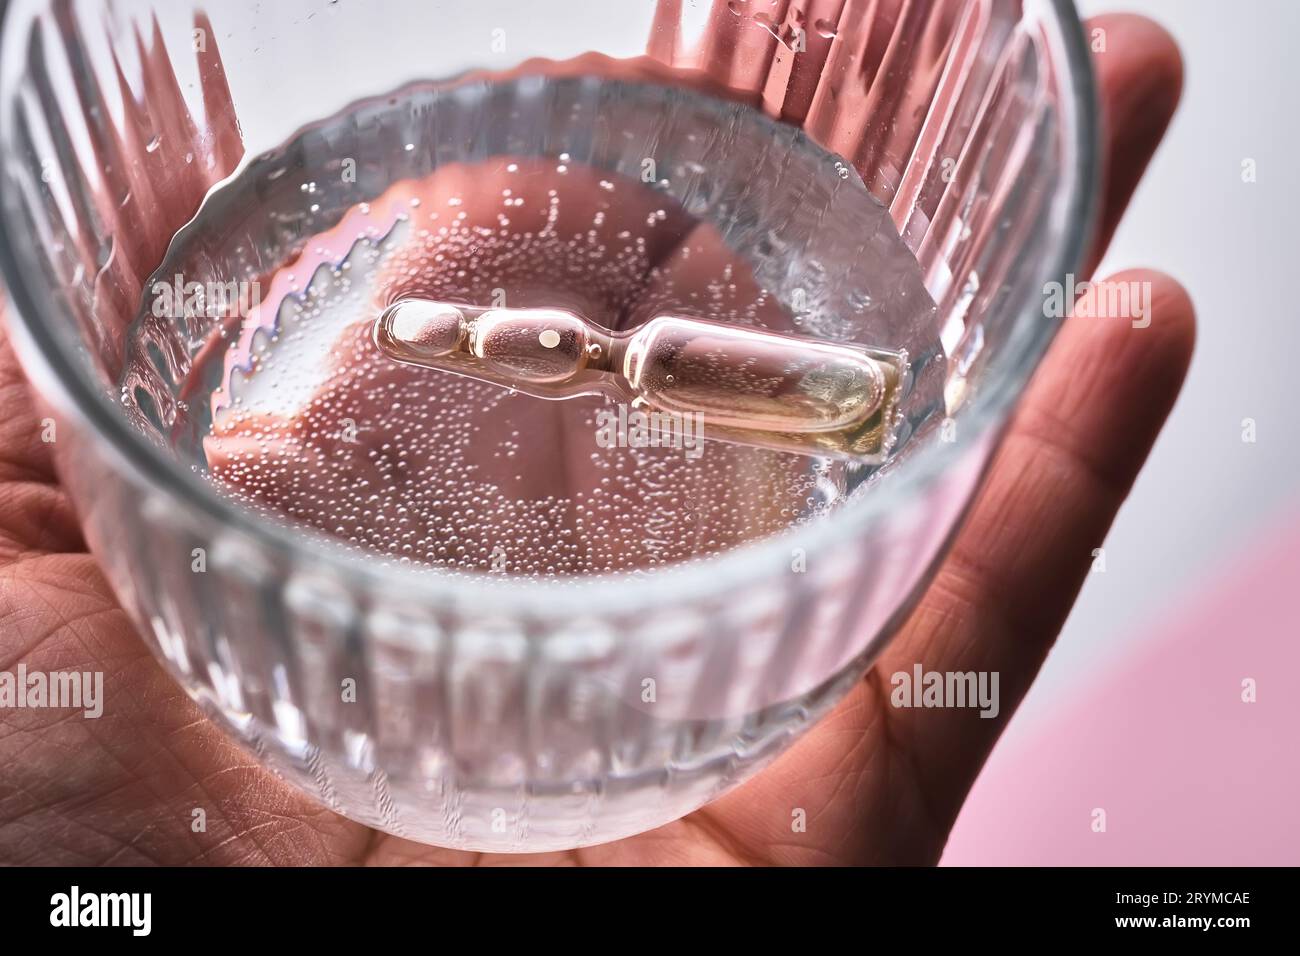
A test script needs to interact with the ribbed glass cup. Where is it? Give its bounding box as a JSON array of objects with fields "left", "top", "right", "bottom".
[{"left": 0, "top": 0, "right": 1097, "bottom": 851}]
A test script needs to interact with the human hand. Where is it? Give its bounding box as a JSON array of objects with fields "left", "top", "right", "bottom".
[{"left": 0, "top": 13, "right": 1190, "bottom": 865}]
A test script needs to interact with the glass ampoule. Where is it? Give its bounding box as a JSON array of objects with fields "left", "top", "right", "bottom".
[{"left": 373, "top": 299, "right": 907, "bottom": 462}]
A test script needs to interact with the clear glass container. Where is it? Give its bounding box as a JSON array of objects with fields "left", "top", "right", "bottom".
[{"left": 0, "top": 0, "right": 1098, "bottom": 851}]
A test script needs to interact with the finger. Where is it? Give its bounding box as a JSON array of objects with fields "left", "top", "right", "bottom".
[
  {"left": 1085, "top": 14, "right": 1184, "bottom": 271},
  {"left": 705, "top": 270, "right": 1195, "bottom": 864},
  {"left": 872, "top": 269, "right": 1196, "bottom": 843},
  {"left": 0, "top": 306, "right": 86, "bottom": 561},
  {"left": 0, "top": 308, "right": 59, "bottom": 485}
]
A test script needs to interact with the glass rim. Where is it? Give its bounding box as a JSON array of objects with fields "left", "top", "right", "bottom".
[{"left": 0, "top": 0, "right": 1100, "bottom": 619}]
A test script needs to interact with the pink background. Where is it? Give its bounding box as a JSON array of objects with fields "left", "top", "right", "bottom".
[{"left": 943, "top": 509, "right": 1300, "bottom": 865}]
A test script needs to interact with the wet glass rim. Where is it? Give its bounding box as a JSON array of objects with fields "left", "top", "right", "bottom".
[{"left": 0, "top": 0, "right": 1100, "bottom": 618}]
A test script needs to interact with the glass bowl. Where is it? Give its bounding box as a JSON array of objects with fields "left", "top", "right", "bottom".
[{"left": 0, "top": 0, "right": 1097, "bottom": 851}]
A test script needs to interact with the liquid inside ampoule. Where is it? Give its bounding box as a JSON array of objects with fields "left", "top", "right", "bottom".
[{"left": 374, "top": 300, "right": 906, "bottom": 461}]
